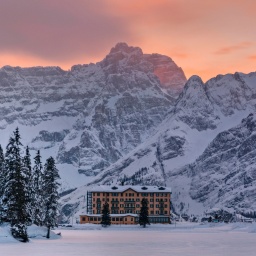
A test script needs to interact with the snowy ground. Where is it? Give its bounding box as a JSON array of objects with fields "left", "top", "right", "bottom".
[{"left": 0, "top": 223, "right": 256, "bottom": 256}]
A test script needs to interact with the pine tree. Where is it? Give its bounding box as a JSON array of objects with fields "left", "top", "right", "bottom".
[
  {"left": 4, "top": 128, "right": 29, "bottom": 242},
  {"left": 43, "top": 157, "right": 60, "bottom": 239},
  {"left": 22, "top": 146, "right": 33, "bottom": 225},
  {"left": 0, "top": 145, "right": 6, "bottom": 222},
  {"left": 101, "top": 202, "right": 111, "bottom": 227},
  {"left": 32, "top": 150, "right": 44, "bottom": 226},
  {"left": 139, "top": 198, "right": 150, "bottom": 228}
]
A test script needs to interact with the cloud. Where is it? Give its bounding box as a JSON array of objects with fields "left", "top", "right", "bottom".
[
  {"left": 248, "top": 55, "right": 256, "bottom": 60},
  {"left": 0, "top": 0, "right": 135, "bottom": 62},
  {"left": 214, "top": 42, "right": 253, "bottom": 55}
]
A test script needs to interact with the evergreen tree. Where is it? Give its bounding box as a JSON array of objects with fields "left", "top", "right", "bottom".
[
  {"left": 32, "top": 150, "right": 44, "bottom": 226},
  {"left": 43, "top": 157, "right": 60, "bottom": 238},
  {"left": 22, "top": 146, "right": 33, "bottom": 225},
  {"left": 139, "top": 198, "right": 150, "bottom": 228},
  {"left": 0, "top": 145, "right": 6, "bottom": 222},
  {"left": 101, "top": 202, "right": 111, "bottom": 227},
  {"left": 3, "top": 128, "right": 29, "bottom": 242}
]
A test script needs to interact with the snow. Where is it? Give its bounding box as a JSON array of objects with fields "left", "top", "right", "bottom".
[
  {"left": 0, "top": 223, "right": 255, "bottom": 255},
  {"left": 89, "top": 185, "right": 171, "bottom": 193}
]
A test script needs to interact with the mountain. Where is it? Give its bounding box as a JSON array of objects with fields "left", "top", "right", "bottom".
[
  {"left": 68, "top": 72, "right": 256, "bottom": 218},
  {"left": 0, "top": 42, "right": 186, "bottom": 188},
  {"left": 187, "top": 113, "right": 256, "bottom": 213}
]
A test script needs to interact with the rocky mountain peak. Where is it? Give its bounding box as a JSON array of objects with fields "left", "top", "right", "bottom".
[
  {"left": 100, "top": 42, "right": 187, "bottom": 98},
  {"left": 109, "top": 42, "right": 143, "bottom": 56}
]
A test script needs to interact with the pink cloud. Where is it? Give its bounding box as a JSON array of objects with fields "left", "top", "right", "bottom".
[
  {"left": 214, "top": 42, "right": 253, "bottom": 55},
  {"left": 0, "top": 0, "right": 135, "bottom": 62}
]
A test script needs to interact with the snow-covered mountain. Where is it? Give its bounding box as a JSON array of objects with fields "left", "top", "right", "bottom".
[
  {"left": 61, "top": 72, "right": 256, "bottom": 219},
  {"left": 0, "top": 42, "right": 186, "bottom": 188}
]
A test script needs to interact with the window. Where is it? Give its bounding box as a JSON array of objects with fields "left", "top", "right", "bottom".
[
  {"left": 156, "top": 211, "right": 159, "bottom": 214},
  {"left": 156, "top": 204, "right": 159, "bottom": 208},
  {"left": 116, "top": 218, "right": 119, "bottom": 221},
  {"left": 120, "top": 198, "right": 124, "bottom": 202},
  {"left": 97, "top": 210, "right": 101, "bottom": 214},
  {"left": 90, "top": 217, "right": 93, "bottom": 221},
  {"left": 156, "top": 193, "right": 159, "bottom": 197},
  {"left": 94, "top": 217, "right": 97, "bottom": 221},
  {"left": 164, "top": 199, "right": 167, "bottom": 202},
  {"left": 150, "top": 193, "right": 154, "bottom": 197},
  {"left": 164, "top": 211, "right": 168, "bottom": 214},
  {"left": 120, "top": 218, "right": 123, "bottom": 221},
  {"left": 98, "top": 217, "right": 101, "bottom": 221},
  {"left": 164, "top": 204, "right": 167, "bottom": 208},
  {"left": 150, "top": 204, "right": 154, "bottom": 208},
  {"left": 151, "top": 211, "right": 154, "bottom": 215},
  {"left": 131, "top": 218, "right": 133, "bottom": 221},
  {"left": 136, "top": 198, "right": 140, "bottom": 202},
  {"left": 93, "top": 198, "right": 95, "bottom": 202},
  {"left": 125, "top": 218, "right": 127, "bottom": 221},
  {"left": 150, "top": 199, "right": 153, "bottom": 202},
  {"left": 93, "top": 204, "right": 95, "bottom": 207},
  {"left": 121, "top": 193, "right": 123, "bottom": 196},
  {"left": 82, "top": 217, "right": 85, "bottom": 221},
  {"left": 136, "top": 204, "right": 140, "bottom": 208},
  {"left": 120, "top": 204, "right": 124, "bottom": 207},
  {"left": 120, "top": 210, "right": 123, "bottom": 214},
  {"left": 97, "top": 193, "right": 100, "bottom": 196},
  {"left": 156, "top": 199, "right": 159, "bottom": 202},
  {"left": 112, "top": 218, "right": 115, "bottom": 221},
  {"left": 103, "top": 193, "right": 105, "bottom": 196},
  {"left": 107, "top": 193, "right": 109, "bottom": 196}
]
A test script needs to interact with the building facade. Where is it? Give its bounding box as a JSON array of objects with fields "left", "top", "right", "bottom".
[{"left": 80, "top": 185, "right": 171, "bottom": 224}]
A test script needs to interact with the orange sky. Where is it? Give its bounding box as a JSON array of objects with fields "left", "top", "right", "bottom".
[{"left": 0, "top": 0, "right": 255, "bottom": 81}]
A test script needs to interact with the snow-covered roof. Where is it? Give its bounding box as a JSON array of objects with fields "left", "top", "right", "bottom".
[{"left": 89, "top": 185, "right": 171, "bottom": 193}]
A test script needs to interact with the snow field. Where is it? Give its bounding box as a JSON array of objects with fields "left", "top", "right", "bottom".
[{"left": 0, "top": 223, "right": 255, "bottom": 256}]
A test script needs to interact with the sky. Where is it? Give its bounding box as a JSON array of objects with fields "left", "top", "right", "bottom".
[{"left": 0, "top": 0, "right": 255, "bottom": 81}]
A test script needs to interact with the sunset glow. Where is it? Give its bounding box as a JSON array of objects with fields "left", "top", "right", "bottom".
[{"left": 0, "top": 0, "right": 255, "bottom": 81}]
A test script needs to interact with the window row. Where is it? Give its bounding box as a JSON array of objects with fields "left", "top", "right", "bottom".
[
  {"left": 93, "top": 192, "right": 169, "bottom": 197},
  {"left": 93, "top": 198, "right": 169, "bottom": 202}
]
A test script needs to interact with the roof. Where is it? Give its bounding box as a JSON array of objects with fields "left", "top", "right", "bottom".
[{"left": 89, "top": 185, "right": 171, "bottom": 193}]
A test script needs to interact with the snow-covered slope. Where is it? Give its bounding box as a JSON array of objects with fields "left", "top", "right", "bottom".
[
  {"left": 65, "top": 72, "right": 256, "bottom": 216},
  {"left": 0, "top": 43, "right": 186, "bottom": 188}
]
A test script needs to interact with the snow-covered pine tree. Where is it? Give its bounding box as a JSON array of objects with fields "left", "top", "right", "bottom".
[
  {"left": 139, "top": 198, "right": 150, "bottom": 228},
  {"left": 22, "top": 146, "right": 33, "bottom": 225},
  {"left": 4, "top": 128, "right": 29, "bottom": 242},
  {"left": 32, "top": 150, "right": 44, "bottom": 226},
  {"left": 101, "top": 202, "right": 111, "bottom": 227},
  {"left": 0, "top": 144, "right": 6, "bottom": 222},
  {"left": 43, "top": 157, "right": 60, "bottom": 239}
]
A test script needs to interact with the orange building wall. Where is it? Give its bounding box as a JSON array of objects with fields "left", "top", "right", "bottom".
[{"left": 92, "top": 188, "right": 170, "bottom": 216}]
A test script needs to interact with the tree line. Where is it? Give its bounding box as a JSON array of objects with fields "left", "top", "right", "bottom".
[{"left": 0, "top": 128, "right": 60, "bottom": 242}]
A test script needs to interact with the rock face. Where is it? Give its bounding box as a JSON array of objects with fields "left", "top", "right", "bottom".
[
  {"left": 84, "top": 71, "right": 256, "bottom": 215},
  {"left": 187, "top": 113, "right": 256, "bottom": 212},
  {"left": 0, "top": 42, "right": 186, "bottom": 178}
]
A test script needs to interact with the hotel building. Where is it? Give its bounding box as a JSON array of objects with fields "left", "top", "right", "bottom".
[{"left": 80, "top": 185, "right": 171, "bottom": 225}]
